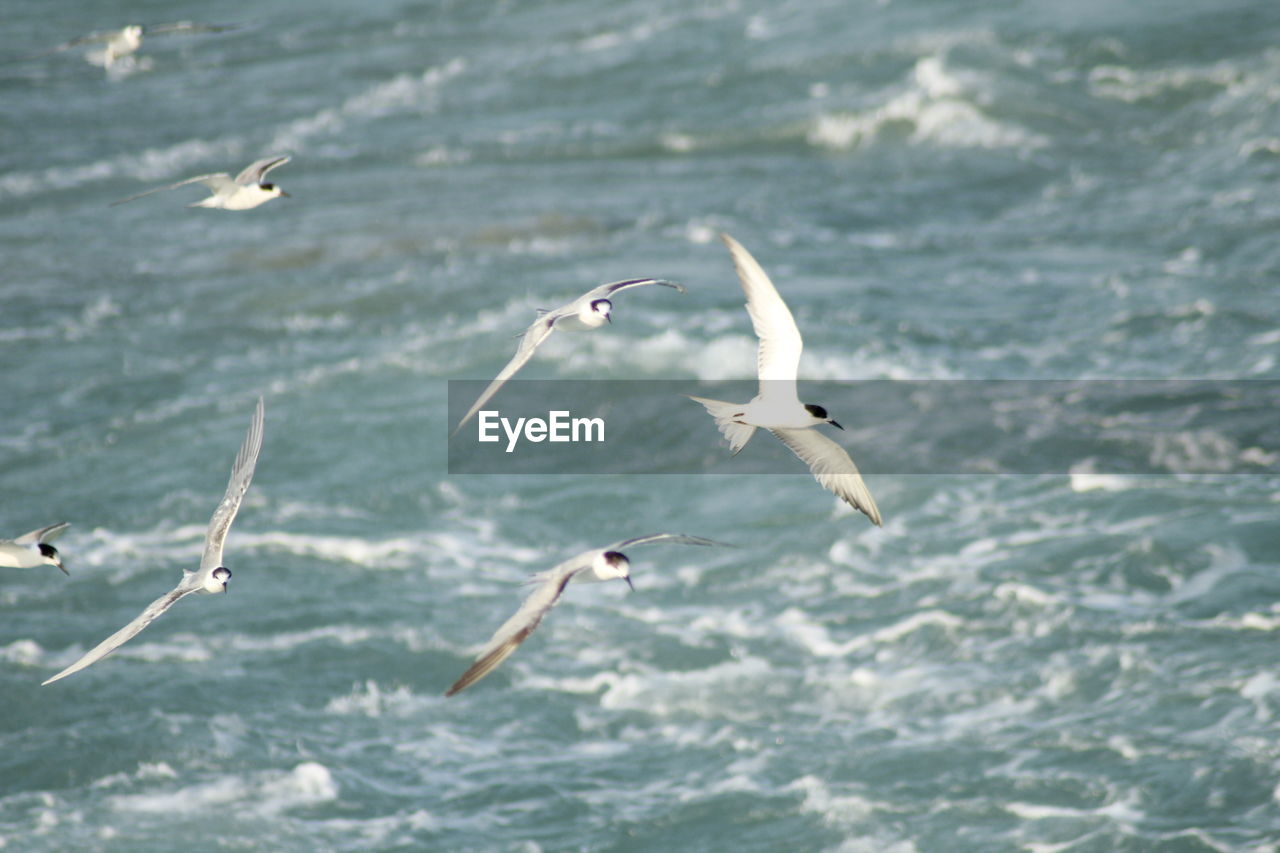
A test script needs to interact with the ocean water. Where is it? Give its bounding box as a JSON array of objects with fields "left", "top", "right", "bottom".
[{"left": 2, "top": 0, "right": 1279, "bottom": 850}]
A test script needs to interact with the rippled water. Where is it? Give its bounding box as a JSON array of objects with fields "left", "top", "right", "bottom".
[{"left": 2, "top": 1, "right": 1279, "bottom": 850}]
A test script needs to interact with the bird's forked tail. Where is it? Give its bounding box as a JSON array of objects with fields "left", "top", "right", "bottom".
[{"left": 686, "top": 396, "right": 757, "bottom": 455}]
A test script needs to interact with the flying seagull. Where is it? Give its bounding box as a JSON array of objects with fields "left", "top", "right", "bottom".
[
  {"left": 110, "top": 155, "right": 291, "bottom": 210},
  {"left": 43, "top": 398, "right": 265, "bottom": 685},
  {"left": 445, "top": 533, "right": 724, "bottom": 696},
  {"left": 0, "top": 522, "right": 70, "bottom": 576},
  {"left": 688, "top": 234, "right": 882, "bottom": 526},
  {"left": 453, "top": 278, "right": 685, "bottom": 435}
]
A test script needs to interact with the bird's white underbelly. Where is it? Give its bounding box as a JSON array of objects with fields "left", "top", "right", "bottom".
[
  {"left": 554, "top": 314, "right": 604, "bottom": 332},
  {"left": 217, "top": 191, "right": 269, "bottom": 211},
  {"left": 740, "top": 396, "right": 817, "bottom": 429}
]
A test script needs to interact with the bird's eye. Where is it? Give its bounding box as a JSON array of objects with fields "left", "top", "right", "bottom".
[
  {"left": 804, "top": 404, "right": 829, "bottom": 419},
  {"left": 38, "top": 544, "right": 58, "bottom": 559},
  {"left": 260, "top": 183, "right": 275, "bottom": 191}
]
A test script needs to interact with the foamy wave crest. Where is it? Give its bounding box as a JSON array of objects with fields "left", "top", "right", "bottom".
[
  {"left": 1, "top": 639, "right": 44, "bottom": 666},
  {"left": 567, "top": 325, "right": 958, "bottom": 381},
  {"left": 1003, "top": 791, "right": 1145, "bottom": 827},
  {"left": 781, "top": 607, "right": 965, "bottom": 660},
  {"left": 222, "top": 624, "right": 376, "bottom": 654},
  {"left": 269, "top": 58, "right": 466, "bottom": 152},
  {"left": 1069, "top": 459, "right": 1138, "bottom": 493},
  {"left": 232, "top": 530, "right": 424, "bottom": 569},
  {"left": 325, "top": 679, "right": 426, "bottom": 717},
  {"left": 788, "top": 775, "right": 889, "bottom": 831},
  {"left": 542, "top": 656, "right": 777, "bottom": 720},
  {"left": 73, "top": 524, "right": 212, "bottom": 583},
  {"left": 0, "top": 137, "right": 244, "bottom": 200},
  {"left": 0, "top": 60, "right": 465, "bottom": 200},
  {"left": 111, "top": 762, "right": 337, "bottom": 816},
  {"left": 808, "top": 56, "right": 1047, "bottom": 152},
  {"left": 91, "top": 763, "right": 179, "bottom": 791},
  {"left": 1088, "top": 61, "right": 1243, "bottom": 103}
]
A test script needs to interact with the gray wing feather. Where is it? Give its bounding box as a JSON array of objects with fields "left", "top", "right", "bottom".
[
  {"left": 144, "top": 22, "right": 242, "bottom": 37},
  {"left": 36, "top": 30, "right": 118, "bottom": 53},
  {"left": 234, "top": 155, "right": 290, "bottom": 186},
  {"left": 41, "top": 584, "right": 198, "bottom": 685},
  {"left": 581, "top": 278, "right": 686, "bottom": 300},
  {"left": 445, "top": 562, "right": 586, "bottom": 696},
  {"left": 770, "top": 428, "right": 882, "bottom": 526},
  {"left": 109, "top": 172, "right": 232, "bottom": 207},
  {"left": 15, "top": 522, "right": 69, "bottom": 545},
  {"left": 198, "top": 397, "right": 265, "bottom": 576},
  {"left": 607, "top": 533, "right": 730, "bottom": 550},
  {"left": 453, "top": 314, "right": 559, "bottom": 435}
]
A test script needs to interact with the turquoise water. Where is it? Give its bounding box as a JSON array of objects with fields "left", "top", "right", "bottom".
[{"left": 2, "top": 1, "right": 1279, "bottom": 850}]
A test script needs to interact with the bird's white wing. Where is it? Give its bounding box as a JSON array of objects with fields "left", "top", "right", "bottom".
[
  {"left": 145, "top": 21, "right": 242, "bottom": 37},
  {"left": 607, "top": 533, "right": 727, "bottom": 551},
  {"left": 445, "top": 562, "right": 587, "bottom": 696},
  {"left": 28, "top": 29, "right": 118, "bottom": 55},
  {"left": 109, "top": 172, "right": 232, "bottom": 206},
  {"left": 41, "top": 582, "right": 200, "bottom": 685},
  {"left": 234, "top": 155, "right": 290, "bottom": 186},
  {"left": 720, "top": 233, "right": 803, "bottom": 400},
  {"left": 196, "top": 397, "right": 265, "bottom": 579},
  {"left": 15, "top": 522, "right": 69, "bottom": 546},
  {"left": 770, "top": 428, "right": 883, "bottom": 526},
  {"left": 453, "top": 313, "right": 561, "bottom": 435},
  {"left": 580, "top": 278, "right": 686, "bottom": 301}
]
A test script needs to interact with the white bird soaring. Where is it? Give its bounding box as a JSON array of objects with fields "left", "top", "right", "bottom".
[
  {"left": 445, "top": 533, "right": 723, "bottom": 696},
  {"left": 453, "top": 278, "right": 686, "bottom": 435},
  {"left": 28, "top": 22, "right": 240, "bottom": 71},
  {"left": 110, "top": 155, "right": 291, "bottom": 210},
  {"left": 42, "top": 398, "right": 265, "bottom": 686},
  {"left": 688, "top": 234, "right": 882, "bottom": 526},
  {"left": 0, "top": 523, "right": 70, "bottom": 576}
]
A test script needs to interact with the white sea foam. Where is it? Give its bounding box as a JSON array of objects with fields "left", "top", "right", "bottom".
[
  {"left": 72, "top": 523, "right": 224, "bottom": 580},
  {"left": 1088, "top": 61, "right": 1244, "bottom": 103},
  {"left": 91, "top": 762, "right": 179, "bottom": 790},
  {"left": 222, "top": 624, "right": 376, "bottom": 654},
  {"left": 1069, "top": 459, "right": 1137, "bottom": 493},
  {"left": 993, "top": 582, "right": 1057, "bottom": 608},
  {"left": 59, "top": 294, "right": 122, "bottom": 342},
  {"left": 325, "top": 680, "right": 423, "bottom": 718},
  {"left": 788, "top": 776, "right": 920, "bottom": 853},
  {"left": 232, "top": 530, "right": 424, "bottom": 569},
  {"left": 1148, "top": 429, "right": 1245, "bottom": 474},
  {"left": 807, "top": 56, "right": 1048, "bottom": 152},
  {"left": 1168, "top": 542, "right": 1249, "bottom": 606},
  {"left": 788, "top": 775, "right": 876, "bottom": 825},
  {"left": 687, "top": 607, "right": 770, "bottom": 642},
  {"left": 0, "top": 60, "right": 465, "bottom": 201},
  {"left": 572, "top": 323, "right": 957, "bottom": 382},
  {"left": 530, "top": 655, "right": 776, "bottom": 721},
  {"left": 1, "top": 639, "right": 44, "bottom": 666},
  {"left": 0, "top": 137, "right": 244, "bottom": 200},
  {"left": 71, "top": 523, "right": 454, "bottom": 587},
  {"left": 269, "top": 59, "right": 466, "bottom": 152},
  {"left": 1004, "top": 790, "right": 1145, "bottom": 826},
  {"left": 36, "top": 621, "right": 382, "bottom": 675},
  {"left": 110, "top": 762, "right": 337, "bottom": 816}
]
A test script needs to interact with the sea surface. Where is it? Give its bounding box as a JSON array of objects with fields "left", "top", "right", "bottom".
[{"left": 2, "top": 1, "right": 1279, "bottom": 850}]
